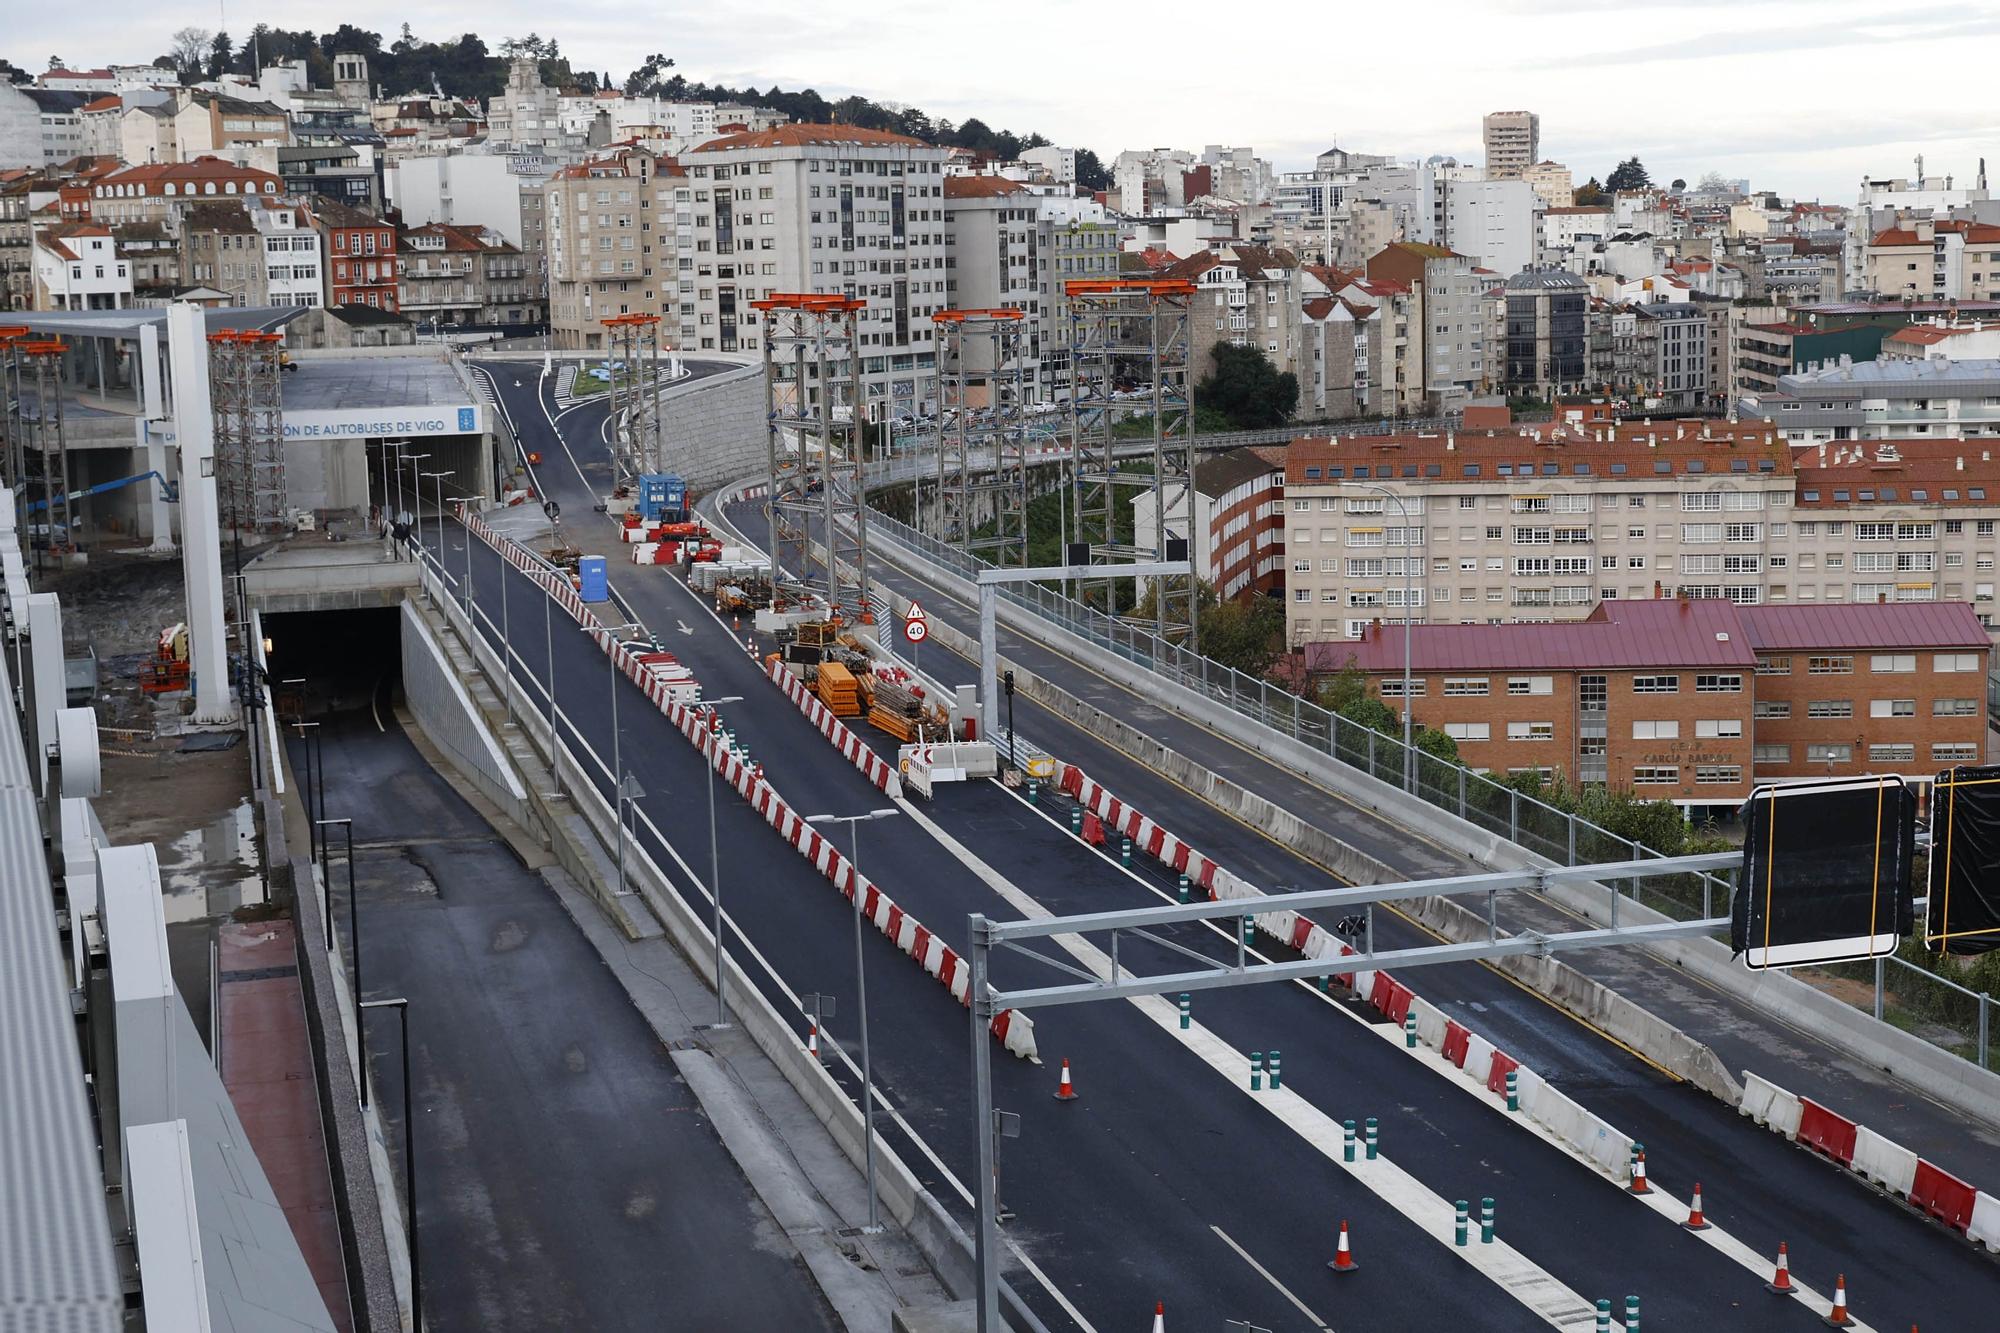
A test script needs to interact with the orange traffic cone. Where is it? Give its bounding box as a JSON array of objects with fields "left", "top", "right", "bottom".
[
  {"left": 1327, "top": 1219, "right": 1359, "bottom": 1273},
  {"left": 1766, "top": 1241, "right": 1796, "bottom": 1296},
  {"left": 1629, "top": 1149, "right": 1651, "bottom": 1194},
  {"left": 1053, "top": 1058, "right": 1079, "bottom": 1101},
  {"left": 1682, "top": 1182, "right": 1712, "bottom": 1231},
  {"left": 807, "top": 1020, "right": 822, "bottom": 1063},
  {"left": 1824, "top": 1273, "right": 1852, "bottom": 1327},
  {"left": 1149, "top": 1301, "right": 1164, "bottom": 1333}
]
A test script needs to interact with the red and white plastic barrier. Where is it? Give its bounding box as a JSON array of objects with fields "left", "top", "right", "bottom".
[
  {"left": 1733, "top": 1069, "right": 1995, "bottom": 1242},
  {"left": 459, "top": 512, "right": 1030, "bottom": 1058},
  {"left": 763, "top": 656, "right": 902, "bottom": 797}
]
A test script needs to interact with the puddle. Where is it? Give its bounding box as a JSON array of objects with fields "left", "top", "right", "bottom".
[{"left": 158, "top": 800, "right": 264, "bottom": 922}]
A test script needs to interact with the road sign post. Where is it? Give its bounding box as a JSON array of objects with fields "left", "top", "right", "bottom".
[{"left": 903, "top": 599, "right": 928, "bottom": 673}]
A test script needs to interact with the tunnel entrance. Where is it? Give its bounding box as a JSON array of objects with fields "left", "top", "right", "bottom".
[{"left": 261, "top": 604, "right": 405, "bottom": 723}]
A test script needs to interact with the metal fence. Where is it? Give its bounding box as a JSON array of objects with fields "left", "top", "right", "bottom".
[{"left": 863, "top": 502, "right": 1738, "bottom": 918}]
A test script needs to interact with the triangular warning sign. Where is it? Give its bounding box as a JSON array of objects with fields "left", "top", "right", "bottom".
[{"left": 905, "top": 600, "right": 928, "bottom": 621}]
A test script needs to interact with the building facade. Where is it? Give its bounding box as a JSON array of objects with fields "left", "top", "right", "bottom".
[
  {"left": 33, "top": 224, "right": 131, "bottom": 308},
  {"left": 1750, "top": 357, "right": 2000, "bottom": 442},
  {"left": 305, "top": 197, "right": 398, "bottom": 311},
  {"left": 1502, "top": 269, "right": 1589, "bottom": 400},
  {"left": 541, "top": 146, "right": 679, "bottom": 349},
  {"left": 1481, "top": 111, "right": 1540, "bottom": 180},
  {"left": 398, "top": 222, "right": 538, "bottom": 328},
  {"left": 1366, "top": 242, "right": 1488, "bottom": 411}
]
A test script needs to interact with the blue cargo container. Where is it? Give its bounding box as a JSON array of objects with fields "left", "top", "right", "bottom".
[
  {"left": 577, "top": 555, "right": 609, "bottom": 602},
  {"left": 636, "top": 473, "right": 688, "bottom": 523}
]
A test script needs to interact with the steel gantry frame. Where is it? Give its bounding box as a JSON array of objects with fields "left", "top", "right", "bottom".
[
  {"left": 1065, "top": 278, "right": 1198, "bottom": 644},
  {"left": 0, "top": 326, "right": 28, "bottom": 492},
  {"left": 959, "top": 845, "right": 1931, "bottom": 1332},
  {"left": 754, "top": 294, "right": 869, "bottom": 617},
  {"left": 18, "top": 339, "right": 72, "bottom": 564},
  {"left": 207, "top": 329, "right": 286, "bottom": 537},
  {"left": 933, "top": 308, "right": 1030, "bottom": 567},
  {"left": 601, "top": 314, "right": 666, "bottom": 483}
]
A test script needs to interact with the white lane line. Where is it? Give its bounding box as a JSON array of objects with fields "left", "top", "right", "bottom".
[
  {"left": 1210, "top": 1225, "right": 1334, "bottom": 1332},
  {"left": 895, "top": 798, "right": 1599, "bottom": 1330}
]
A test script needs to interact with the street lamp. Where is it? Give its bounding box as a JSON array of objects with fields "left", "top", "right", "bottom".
[
  {"left": 697, "top": 697, "right": 745, "bottom": 1027},
  {"left": 579, "top": 621, "right": 643, "bottom": 807},
  {"left": 446, "top": 493, "right": 478, "bottom": 616},
  {"left": 1342, "top": 480, "right": 1416, "bottom": 788},
  {"left": 359, "top": 997, "right": 419, "bottom": 1333},
  {"left": 805, "top": 807, "right": 899, "bottom": 1232},
  {"left": 615, "top": 772, "right": 645, "bottom": 900},
  {"left": 399, "top": 453, "right": 430, "bottom": 567}
]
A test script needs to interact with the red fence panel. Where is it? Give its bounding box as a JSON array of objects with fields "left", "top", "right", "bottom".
[{"left": 1910, "top": 1161, "right": 1977, "bottom": 1233}]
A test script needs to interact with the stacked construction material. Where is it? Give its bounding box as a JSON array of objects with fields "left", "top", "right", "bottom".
[
  {"left": 815, "top": 660, "right": 862, "bottom": 716},
  {"left": 865, "top": 671, "right": 926, "bottom": 743}
]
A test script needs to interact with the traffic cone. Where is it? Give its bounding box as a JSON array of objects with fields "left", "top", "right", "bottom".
[
  {"left": 807, "top": 1020, "right": 822, "bottom": 1063},
  {"left": 1629, "top": 1149, "right": 1651, "bottom": 1194},
  {"left": 1824, "top": 1273, "right": 1852, "bottom": 1328},
  {"left": 1327, "top": 1219, "right": 1359, "bottom": 1273},
  {"left": 1765, "top": 1241, "right": 1796, "bottom": 1296},
  {"left": 1149, "top": 1301, "right": 1164, "bottom": 1333},
  {"left": 1682, "top": 1182, "right": 1711, "bottom": 1231},
  {"left": 1053, "top": 1058, "right": 1079, "bottom": 1101}
]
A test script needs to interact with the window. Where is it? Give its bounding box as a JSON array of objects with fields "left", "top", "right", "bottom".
[
  {"left": 1507, "top": 721, "right": 1555, "bottom": 741},
  {"left": 1933, "top": 742, "right": 1981, "bottom": 763},
  {"left": 1696, "top": 719, "right": 1744, "bottom": 738},
  {"left": 1681, "top": 492, "right": 1721, "bottom": 511},
  {"left": 1754, "top": 701, "right": 1791, "bottom": 719},
  {"left": 1935, "top": 698, "right": 1979, "bottom": 717},
  {"left": 1807, "top": 700, "right": 1853, "bottom": 718},
  {"left": 1724, "top": 523, "right": 1762, "bottom": 543},
  {"left": 1444, "top": 722, "right": 1490, "bottom": 741},
  {"left": 1807, "top": 656, "right": 1853, "bottom": 675},
  {"left": 1935, "top": 652, "right": 1981, "bottom": 673},
  {"left": 1379, "top": 678, "right": 1427, "bottom": 697},
  {"left": 1443, "top": 678, "right": 1490, "bottom": 696},
  {"left": 1870, "top": 654, "right": 1915, "bottom": 673},
  {"left": 1632, "top": 766, "right": 1680, "bottom": 785},
  {"left": 1806, "top": 743, "right": 1853, "bottom": 764},
  {"left": 1507, "top": 676, "right": 1553, "bottom": 696},
  {"left": 1756, "top": 657, "right": 1791, "bottom": 675},
  {"left": 1632, "top": 675, "right": 1679, "bottom": 694},
  {"left": 1868, "top": 743, "right": 1916, "bottom": 763},
  {"left": 1681, "top": 523, "right": 1721, "bottom": 543},
  {"left": 1632, "top": 720, "right": 1680, "bottom": 739},
  {"left": 1696, "top": 674, "right": 1742, "bottom": 693},
  {"left": 1870, "top": 699, "right": 1916, "bottom": 718},
  {"left": 1753, "top": 744, "right": 1790, "bottom": 765},
  {"left": 1696, "top": 766, "right": 1742, "bottom": 785}
]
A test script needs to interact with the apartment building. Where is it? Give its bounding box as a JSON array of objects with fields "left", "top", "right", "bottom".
[
  {"left": 305, "top": 197, "right": 398, "bottom": 311},
  {"left": 1863, "top": 218, "right": 2000, "bottom": 302},
  {"left": 179, "top": 200, "right": 267, "bottom": 304},
  {"left": 0, "top": 173, "right": 34, "bottom": 309},
  {"left": 32, "top": 223, "right": 130, "bottom": 308},
  {"left": 1131, "top": 445, "right": 1288, "bottom": 604},
  {"left": 1631, "top": 301, "right": 1710, "bottom": 410},
  {"left": 1501, "top": 269, "right": 1589, "bottom": 399},
  {"left": 118, "top": 90, "right": 289, "bottom": 167},
  {"left": 86, "top": 159, "right": 282, "bottom": 226},
  {"left": 247, "top": 200, "right": 323, "bottom": 307},
  {"left": 486, "top": 55, "right": 573, "bottom": 156},
  {"left": 1481, "top": 111, "right": 1540, "bottom": 180},
  {"left": 398, "top": 222, "right": 539, "bottom": 328},
  {"left": 1299, "top": 292, "right": 1384, "bottom": 419},
  {"left": 1365, "top": 242, "right": 1488, "bottom": 411},
  {"left": 0, "top": 86, "right": 88, "bottom": 167},
  {"left": 1750, "top": 357, "right": 2000, "bottom": 442},
  {"left": 939, "top": 174, "right": 1039, "bottom": 367},
  {"left": 1321, "top": 598, "right": 1987, "bottom": 806},
  {"left": 1521, "top": 161, "right": 1573, "bottom": 209},
  {"left": 1163, "top": 244, "right": 1306, "bottom": 384},
  {"left": 542, "top": 146, "right": 680, "bottom": 349},
  {"left": 687, "top": 125, "right": 952, "bottom": 412},
  {"left": 1035, "top": 201, "right": 1120, "bottom": 401}
]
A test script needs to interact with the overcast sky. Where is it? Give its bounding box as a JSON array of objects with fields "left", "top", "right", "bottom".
[{"left": 20, "top": 0, "right": 2000, "bottom": 199}]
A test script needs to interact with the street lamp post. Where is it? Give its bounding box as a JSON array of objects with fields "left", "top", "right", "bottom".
[
  {"left": 1345, "top": 480, "right": 1416, "bottom": 788},
  {"left": 615, "top": 773, "right": 644, "bottom": 899},
  {"left": 419, "top": 470, "right": 451, "bottom": 590},
  {"left": 359, "top": 997, "right": 418, "bottom": 1333},
  {"left": 446, "top": 493, "right": 478, "bottom": 616},
  {"left": 698, "top": 698, "right": 745, "bottom": 1027},
  {"left": 399, "top": 454, "right": 431, "bottom": 574},
  {"left": 579, "top": 622, "right": 642, "bottom": 807},
  {"left": 805, "top": 807, "right": 899, "bottom": 1232},
  {"left": 292, "top": 720, "right": 323, "bottom": 866}
]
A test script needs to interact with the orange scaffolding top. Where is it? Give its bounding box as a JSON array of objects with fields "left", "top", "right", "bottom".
[
  {"left": 0, "top": 326, "right": 29, "bottom": 343},
  {"left": 749, "top": 292, "right": 867, "bottom": 314},
  {"left": 206, "top": 328, "right": 284, "bottom": 345},
  {"left": 1062, "top": 278, "right": 1198, "bottom": 298},
  {"left": 932, "top": 307, "right": 1026, "bottom": 323},
  {"left": 14, "top": 339, "right": 67, "bottom": 356},
  {"left": 600, "top": 313, "right": 662, "bottom": 327}
]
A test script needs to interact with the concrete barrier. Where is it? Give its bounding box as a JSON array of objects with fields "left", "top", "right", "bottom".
[
  {"left": 1969, "top": 1191, "right": 2000, "bottom": 1251},
  {"left": 1909, "top": 1160, "right": 1978, "bottom": 1234},
  {"left": 1738, "top": 1071, "right": 1804, "bottom": 1139},
  {"left": 1527, "top": 1081, "right": 1635, "bottom": 1180},
  {"left": 1850, "top": 1125, "right": 1919, "bottom": 1197}
]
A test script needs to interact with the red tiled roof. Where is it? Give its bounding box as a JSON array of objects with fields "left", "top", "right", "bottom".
[
  {"left": 692, "top": 124, "right": 925, "bottom": 152},
  {"left": 1284, "top": 422, "right": 1789, "bottom": 484},
  {"left": 80, "top": 95, "right": 121, "bottom": 113},
  {"left": 1319, "top": 598, "right": 1758, "bottom": 674},
  {"left": 1738, "top": 603, "right": 1988, "bottom": 653},
  {"left": 943, "top": 175, "right": 1028, "bottom": 199},
  {"left": 1886, "top": 324, "right": 1993, "bottom": 345}
]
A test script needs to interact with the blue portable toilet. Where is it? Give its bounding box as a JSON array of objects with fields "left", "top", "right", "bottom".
[{"left": 577, "top": 555, "right": 609, "bottom": 602}]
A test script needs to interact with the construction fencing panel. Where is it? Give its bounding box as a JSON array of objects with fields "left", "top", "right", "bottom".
[
  {"left": 1927, "top": 764, "right": 2000, "bottom": 956},
  {"left": 1732, "top": 776, "right": 1916, "bottom": 969}
]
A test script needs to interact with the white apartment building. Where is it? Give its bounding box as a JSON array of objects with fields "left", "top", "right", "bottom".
[
  {"left": 1750, "top": 357, "right": 2000, "bottom": 443},
  {"left": 687, "top": 125, "right": 951, "bottom": 413},
  {"left": 1444, "top": 178, "right": 1543, "bottom": 276},
  {"left": 1112, "top": 147, "right": 1197, "bottom": 213},
  {"left": 556, "top": 93, "right": 784, "bottom": 143},
  {"left": 542, "top": 147, "right": 679, "bottom": 348},
  {"left": 33, "top": 225, "right": 131, "bottom": 309},
  {"left": 247, "top": 201, "right": 323, "bottom": 307},
  {"left": 1197, "top": 145, "right": 1274, "bottom": 205},
  {"left": 1542, "top": 205, "right": 1612, "bottom": 254},
  {"left": 1018, "top": 146, "right": 1076, "bottom": 186},
  {"left": 389, "top": 152, "right": 551, "bottom": 249},
  {"left": 486, "top": 56, "right": 572, "bottom": 156}
]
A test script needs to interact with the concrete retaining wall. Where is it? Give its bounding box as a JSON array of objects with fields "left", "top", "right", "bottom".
[
  {"left": 398, "top": 600, "right": 532, "bottom": 831},
  {"left": 661, "top": 365, "right": 763, "bottom": 492}
]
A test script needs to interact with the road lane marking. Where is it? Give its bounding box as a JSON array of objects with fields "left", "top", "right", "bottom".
[{"left": 1209, "top": 1225, "right": 1334, "bottom": 1332}]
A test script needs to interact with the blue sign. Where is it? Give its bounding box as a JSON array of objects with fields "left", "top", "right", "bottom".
[{"left": 458, "top": 407, "right": 477, "bottom": 431}]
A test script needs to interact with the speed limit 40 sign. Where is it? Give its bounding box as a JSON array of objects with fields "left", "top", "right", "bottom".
[{"left": 903, "top": 600, "right": 929, "bottom": 644}]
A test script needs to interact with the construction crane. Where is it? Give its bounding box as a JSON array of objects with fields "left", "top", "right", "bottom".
[{"left": 20, "top": 470, "right": 176, "bottom": 516}]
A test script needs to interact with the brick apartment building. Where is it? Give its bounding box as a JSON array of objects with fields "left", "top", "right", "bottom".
[
  {"left": 1132, "top": 445, "right": 1288, "bottom": 603},
  {"left": 1321, "top": 598, "right": 1988, "bottom": 807},
  {"left": 305, "top": 197, "right": 398, "bottom": 312}
]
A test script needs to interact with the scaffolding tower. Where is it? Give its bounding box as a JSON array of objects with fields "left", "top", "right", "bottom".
[
  {"left": 1065, "top": 278, "right": 1198, "bottom": 642},
  {"left": 0, "top": 326, "right": 27, "bottom": 492},
  {"left": 207, "top": 330, "right": 286, "bottom": 537},
  {"left": 753, "top": 294, "right": 868, "bottom": 617},
  {"left": 933, "top": 309, "right": 1030, "bottom": 567},
  {"left": 601, "top": 314, "right": 665, "bottom": 483},
  {"left": 18, "top": 340, "right": 72, "bottom": 566}
]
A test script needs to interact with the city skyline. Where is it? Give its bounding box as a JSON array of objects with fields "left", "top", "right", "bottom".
[{"left": 14, "top": 0, "right": 1998, "bottom": 199}]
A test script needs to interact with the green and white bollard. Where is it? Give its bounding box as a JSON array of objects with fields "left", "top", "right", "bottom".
[
  {"left": 1121, "top": 837, "right": 1132, "bottom": 867},
  {"left": 1178, "top": 873, "right": 1190, "bottom": 903},
  {"left": 1404, "top": 1011, "right": 1418, "bottom": 1048},
  {"left": 1629, "top": 1141, "right": 1643, "bottom": 1174},
  {"left": 1480, "top": 1197, "right": 1495, "bottom": 1244},
  {"left": 1027, "top": 779, "right": 1038, "bottom": 805},
  {"left": 1070, "top": 807, "right": 1082, "bottom": 836},
  {"left": 1454, "top": 1200, "right": 1469, "bottom": 1247},
  {"left": 1178, "top": 993, "right": 1191, "bottom": 1030},
  {"left": 1595, "top": 1299, "right": 1611, "bottom": 1333},
  {"left": 1364, "top": 1117, "right": 1379, "bottom": 1160},
  {"left": 1342, "top": 1120, "right": 1357, "bottom": 1163},
  {"left": 1624, "top": 1296, "right": 1639, "bottom": 1332},
  {"left": 1506, "top": 1068, "right": 1520, "bottom": 1112},
  {"left": 1268, "top": 1050, "right": 1282, "bottom": 1090},
  {"left": 1249, "top": 1051, "right": 1264, "bottom": 1091}
]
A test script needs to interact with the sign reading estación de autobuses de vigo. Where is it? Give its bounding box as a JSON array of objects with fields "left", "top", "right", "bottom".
[{"left": 280, "top": 405, "right": 484, "bottom": 440}]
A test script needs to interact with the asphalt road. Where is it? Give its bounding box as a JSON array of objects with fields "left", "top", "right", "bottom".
[
  {"left": 290, "top": 708, "right": 840, "bottom": 1333},
  {"left": 394, "top": 367, "right": 1998, "bottom": 1331}
]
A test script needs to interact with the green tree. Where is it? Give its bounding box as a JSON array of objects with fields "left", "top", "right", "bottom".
[
  {"left": 166, "top": 26, "right": 211, "bottom": 82},
  {"left": 1074, "top": 148, "right": 1110, "bottom": 192},
  {"left": 1197, "top": 343, "right": 1298, "bottom": 430},
  {"left": 206, "top": 32, "right": 233, "bottom": 81},
  {"left": 1573, "top": 177, "right": 1606, "bottom": 206},
  {"left": 1605, "top": 157, "right": 1651, "bottom": 193}
]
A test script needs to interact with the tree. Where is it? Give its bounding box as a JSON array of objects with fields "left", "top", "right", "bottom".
[
  {"left": 167, "top": 26, "right": 212, "bottom": 83},
  {"left": 1696, "top": 170, "right": 1734, "bottom": 193},
  {"left": 1198, "top": 343, "right": 1298, "bottom": 430},
  {"left": 1605, "top": 157, "right": 1651, "bottom": 193},
  {"left": 1198, "top": 594, "right": 1285, "bottom": 677},
  {"left": 1075, "top": 148, "right": 1110, "bottom": 192},
  {"left": 206, "top": 32, "right": 233, "bottom": 81}
]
